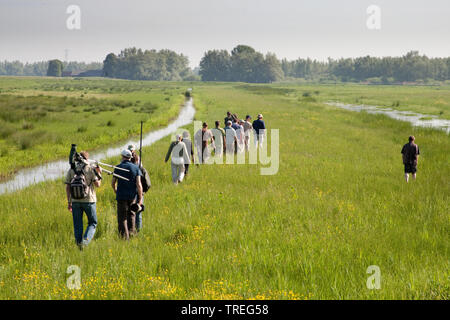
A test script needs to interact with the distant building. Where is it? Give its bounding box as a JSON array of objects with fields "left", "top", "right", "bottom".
[{"left": 62, "top": 71, "right": 73, "bottom": 77}]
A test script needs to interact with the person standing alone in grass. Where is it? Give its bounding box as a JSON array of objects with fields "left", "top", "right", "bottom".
[
  {"left": 112, "top": 149, "right": 143, "bottom": 239},
  {"left": 65, "top": 151, "right": 102, "bottom": 249},
  {"left": 401, "top": 135, "right": 420, "bottom": 182},
  {"left": 165, "top": 134, "right": 190, "bottom": 184}
]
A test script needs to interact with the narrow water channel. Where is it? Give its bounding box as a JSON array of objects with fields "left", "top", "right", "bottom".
[
  {"left": 0, "top": 98, "right": 196, "bottom": 195},
  {"left": 327, "top": 102, "right": 450, "bottom": 134}
]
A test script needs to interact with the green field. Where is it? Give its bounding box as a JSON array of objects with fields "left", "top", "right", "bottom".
[
  {"left": 0, "top": 77, "right": 187, "bottom": 179},
  {"left": 0, "top": 78, "right": 448, "bottom": 299}
]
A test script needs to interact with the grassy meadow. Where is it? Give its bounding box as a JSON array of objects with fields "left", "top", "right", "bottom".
[
  {"left": 0, "top": 77, "right": 187, "bottom": 179},
  {"left": 0, "top": 78, "right": 448, "bottom": 299}
]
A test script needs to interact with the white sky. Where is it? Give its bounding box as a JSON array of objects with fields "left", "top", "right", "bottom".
[{"left": 0, "top": 0, "right": 449, "bottom": 68}]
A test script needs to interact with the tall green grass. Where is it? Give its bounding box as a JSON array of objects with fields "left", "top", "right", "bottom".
[{"left": 0, "top": 82, "right": 448, "bottom": 299}]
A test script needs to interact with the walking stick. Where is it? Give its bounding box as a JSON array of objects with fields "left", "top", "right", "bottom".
[{"left": 139, "top": 121, "right": 143, "bottom": 167}]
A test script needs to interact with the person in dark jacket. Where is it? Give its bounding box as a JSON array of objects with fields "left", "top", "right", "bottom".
[
  {"left": 111, "top": 149, "right": 143, "bottom": 239},
  {"left": 401, "top": 135, "right": 420, "bottom": 182},
  {"left": 252, "top": 114, "right": 266, "bottom": 149}
]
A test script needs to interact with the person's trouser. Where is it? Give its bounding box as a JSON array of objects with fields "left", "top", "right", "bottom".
[
  {"left": 184, "top": 163, "right": 190, "bottom": 175},
  {"left": 171, "top": 162, "right": 185, "bottom": 183},
  {"left": 197, "top": 147, "right": 210, "bottom": 164},
  {"left": 244, "top": 136, "right": 250, "bottom": 151},
  {"left": 72, "top": 202, "right": 97, "bottom": 246},
  {"left": 135, "top": 211, "right": 142, "bottom": 232},
  {"left": 134, "top": 195, "right": 144, "bottom": 232},
  {"left": 214, "top": 145, "right": 223, "bottom": 157},
  {"left": 226, "top": 143, "right": 235, "bottom": 154},
  {"left": 254, "top": 133, "right": 264, "bottom": 148},
  {"left": 117, "top": 200, "right": 136, "bottom": 240}
]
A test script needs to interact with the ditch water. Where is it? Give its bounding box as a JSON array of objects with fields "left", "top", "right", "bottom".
[
  {"left": 0, "top": 98, "right": 196, "bottom": 195},
  {"left": 327, "top": 102, "right": 450, "bottom": 134}
]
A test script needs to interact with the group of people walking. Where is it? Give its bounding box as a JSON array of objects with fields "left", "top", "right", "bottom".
[
  {"left": 65, "top": 145, "right": 147, "bottom": 249},
  {"left": 64, "top": 108, "right": 420, "bottom": 248},
  {"left": 164, "top": 111, "right": 267, "bottom": 184}
]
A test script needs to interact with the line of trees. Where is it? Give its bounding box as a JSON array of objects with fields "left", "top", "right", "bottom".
[
  {"left": 199, "top": 45, "right": 283, "bottom": 83},
  {"left": 282, "top": 51, "right": 450, "bottom": 83},
  {"left": 199, "top": 47, "right": 450, "bottom": 83},
  {"left": 2, "top": 48, "right": 449, "bottom": 83},
  {"left": 0, "top": 61, "right": 102, "bottom": 76},
  {"left": 102, "top": 48, "right": 197, "bottom": 81}
]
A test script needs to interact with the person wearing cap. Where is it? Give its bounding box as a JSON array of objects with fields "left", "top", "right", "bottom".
[
  {"left": 182, "top": 131, "right": 194, "bottom": 176},
  {"left": 111, "top": 149, "right": 143, "bottom": 240},
  {"left": 64, "top": 151, "right": 102, "bottom": 249},
  {"left": 243, "top": 115, "right": 253, "bottom": 152},
  {"left": 194, "top": 122, "right": 215, "bottom": 164},
  {"left": 224, "top": 120, "right": 237, "bottom": 155},
  {"left": 165, "top": 134, "right": 191, "bottom": 184},
  {"left": 401, "top": 135, "right": 420, "bottom": 182},
  {"left": 252, "top": 114, "right": 266, "bottom": 149},
  {"left": 128, "top": 144, "right": 140, "bottom": 165}
]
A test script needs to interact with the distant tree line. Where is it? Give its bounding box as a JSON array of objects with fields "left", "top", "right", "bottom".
[
  {"left": 200, "top": 47, "right": 450, "bottom": 83},
  {"left": 0, "top": 60, "right": 102, "bottom": 77},
  {"left": 282, "top": 51, "right": 450, "bottom": 83},
  {"left": 102, "top": 48, "right": 197, "bottom": 81},
  {"left": 2, "top": 48, "right": 449, "bottom": 83}
]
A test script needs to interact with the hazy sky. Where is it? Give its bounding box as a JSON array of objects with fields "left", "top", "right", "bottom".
[{"left": 0, "top": 0, "right": 449, "bottom": 67}]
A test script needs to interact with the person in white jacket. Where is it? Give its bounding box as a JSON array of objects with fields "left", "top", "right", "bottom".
[{"left": 165, "top": 134, "right": 190, "bottom": 184}]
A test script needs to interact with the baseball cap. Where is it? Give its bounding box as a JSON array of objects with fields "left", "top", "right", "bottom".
[{"left": 121, "top": 149, "right": 132, "bottom": 159}]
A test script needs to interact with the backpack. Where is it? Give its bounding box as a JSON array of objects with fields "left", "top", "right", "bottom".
[
  {"left": 70, "top": 168, "right": 89, "bottom": 200},
  {"left": 140, "top": 166, "right": 151, "bottom": 193}
]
